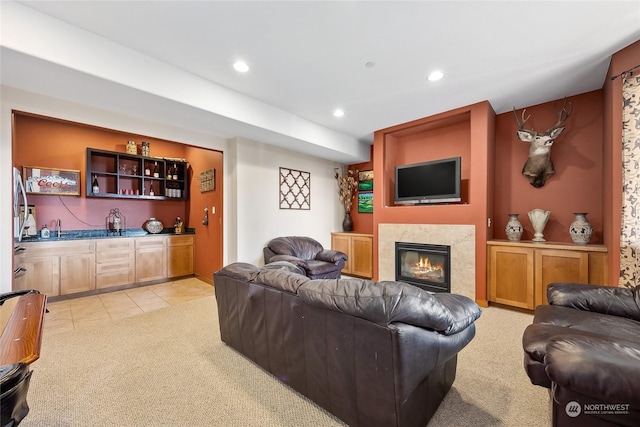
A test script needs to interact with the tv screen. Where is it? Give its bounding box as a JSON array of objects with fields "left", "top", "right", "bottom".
[{"left": 394, "top": 157, "right": 461, "bottom": 205}]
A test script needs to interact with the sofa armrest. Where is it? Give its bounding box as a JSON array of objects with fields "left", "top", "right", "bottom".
[
  {"left": 546, "top": 334, "right": 640, "bottom": 405},
  {"left": 268, "top": 255, "right": 309, "bottom": 270},
  {"left": 547, "top": 282, "right": 640, "bottom": 321},
  {"left": 315, "top": 249, "right": 348, "bottom": 264}
]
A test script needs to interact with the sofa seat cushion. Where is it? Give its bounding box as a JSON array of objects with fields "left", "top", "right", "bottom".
[
  {"left": 545, "top": 334, "right": 640, "bottom": 405},
  {"left": 533, "top": 305, "right": 640, "bottom": 343},
  {"left": 299, "top": 278, "right": 481, "bottom": 334}
]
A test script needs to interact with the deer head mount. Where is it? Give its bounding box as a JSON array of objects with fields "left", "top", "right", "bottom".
[{"left": 513, "top": 98, "right": 572, "bottom": 188}]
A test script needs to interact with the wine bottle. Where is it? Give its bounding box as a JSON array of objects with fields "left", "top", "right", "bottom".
[
  {"left": 153, "top": 161, "right": 159, "bottom": 178},
  {"left": 92, "top": 175, "right": 100, "bottom": 194},
  {"left": 173, "top": 163, "right": 178, "bottom": 180},
  {"left": 144, "top": 163, "right": 151, "bottom": 176}
]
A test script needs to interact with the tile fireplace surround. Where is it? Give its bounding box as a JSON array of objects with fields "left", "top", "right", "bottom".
[{"left": 379, "top": 224, "right": 476, "bottom": 300}]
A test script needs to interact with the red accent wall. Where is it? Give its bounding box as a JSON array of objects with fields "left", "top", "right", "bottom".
[
  {"left": 371, "top": 102, "right": 495, "bottom": 304},
  {"left": 494, "top": 90, "right": 604, "bottom": 243},
  {"left": 12, "top": 111, "right": 223, "bottom": 284}
]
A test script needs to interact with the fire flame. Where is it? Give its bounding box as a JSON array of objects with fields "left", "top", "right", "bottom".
[{"left": 412, "top": 256, "right": 444, "bottom": 278}]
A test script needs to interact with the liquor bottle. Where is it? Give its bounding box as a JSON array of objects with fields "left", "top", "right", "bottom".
[
  {"left": 172, "top": 163, "right": 178, "bottom": 180},
  {"left": 92, "top": 175, "right": 100, "bottom": 194},
  {"left": 144, "top": 163, "right": 151, "bottom": 176},
  {"left": 153, "top": 161, "right": 159, "bottom": 178},
  {"left": 149, "top": 183, "right": 155, "bottom": 196}
]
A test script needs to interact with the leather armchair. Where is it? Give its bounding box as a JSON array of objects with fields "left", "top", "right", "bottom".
[
  {"left": 263, "top": 236, "right": 347, "bottom": 279},
  {"left": 522, "top": 283, "right": 640, "bottom": 426}
]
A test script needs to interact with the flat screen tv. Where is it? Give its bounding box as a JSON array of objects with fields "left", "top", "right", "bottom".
[{"left": 394, "top": 157, "right": 461, "bottom": 205}]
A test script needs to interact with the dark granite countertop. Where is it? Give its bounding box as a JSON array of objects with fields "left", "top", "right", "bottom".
[{"left": 16, "top": 227, "right": 195, "bottom": 243}]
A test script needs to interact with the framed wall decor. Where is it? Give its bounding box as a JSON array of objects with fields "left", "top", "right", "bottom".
[
  {"left": 358, "top": 170, "right": 373, "bottom": 191},
  {"left": 279, "top": 167, "right": 310, "bottom": 210},
  {"left": 358, "top": 192, "right": 373, "bottom": 213},
  {"left": 23, "top": 166, "right": 80, "bottom": 196}
]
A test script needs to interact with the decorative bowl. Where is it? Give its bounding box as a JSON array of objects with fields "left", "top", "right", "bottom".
[{"left": 144, "top": 218, "right": 163, "bottom": 234}]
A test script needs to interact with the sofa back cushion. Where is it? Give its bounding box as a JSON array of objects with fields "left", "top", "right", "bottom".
[
  {"left": 214, "top": 262, "right": 310, "bottom": 295},
  {"left": 266, "top": 236, "right": 323, "bottom": 261},
  {"left": 298, "top": 278, "right": 480, "bottom": 335}
]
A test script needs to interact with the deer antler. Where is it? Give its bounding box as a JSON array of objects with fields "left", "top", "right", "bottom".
[
  {"left": 548, "top": 97, "right": 572, "bottom": 131},
  {"left": 513, "top": 107, "right": 531, "bottom": 130}
]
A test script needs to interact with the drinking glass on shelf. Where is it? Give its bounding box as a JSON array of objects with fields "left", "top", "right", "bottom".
[
  {"left": 120, "top": 165, "right": 127, "bottom": 174},
  {"left": 132, "top": 165, "right": 138, "bottom": 175}
]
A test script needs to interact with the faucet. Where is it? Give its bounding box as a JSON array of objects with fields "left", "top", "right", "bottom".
[{"left": 56, "top": 219, "right": 61, "bottom": 237}]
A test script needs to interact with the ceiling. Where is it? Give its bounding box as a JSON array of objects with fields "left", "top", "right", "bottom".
[{"left": 3, "top": 1, "right": 640, "bottom": 163}]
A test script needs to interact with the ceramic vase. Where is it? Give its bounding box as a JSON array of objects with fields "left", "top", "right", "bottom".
[
  {"left": 342, "top": 212, "right": 353, "bottom": 232},
  {"left": 528, "top": 209, "right": 550, "bottom": 242},
  {"left": 505, "top": 214, "right": 524, "bottom": 241},
  {"left": 144, "top": 217, "right": 164, "bottom": 234},
  {"left": 569, "top": 212, "right": 593, "bottom": 245}
]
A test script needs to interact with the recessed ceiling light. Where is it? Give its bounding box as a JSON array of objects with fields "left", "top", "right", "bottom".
[
  {"left": 233, "top": 61, "right": 250, "bottom": 73},
  {"left": 427, "top": 70, "right": 444, "bottom": 81},
  {"left": 365, "top": 61, "right": 376, "bottom": 68},
  {"left": 333, "top": 109, "right": 345, "bottom": 117}
]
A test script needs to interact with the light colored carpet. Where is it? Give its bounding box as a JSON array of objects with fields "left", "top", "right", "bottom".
[{"left": 21, "top": 297, "right": 550, "bottom": 426}]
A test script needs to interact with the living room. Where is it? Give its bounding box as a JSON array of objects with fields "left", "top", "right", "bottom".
[{"left": 3, "top": 2, "right": 640, "bottom": 426}]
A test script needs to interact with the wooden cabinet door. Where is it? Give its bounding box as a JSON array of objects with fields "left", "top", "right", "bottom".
[
  {"left": 13, "top": 255, "right": 60, "bottom": 297},
  {"left": 535, "top": 249, "right": 588, "bottom": 306},
  {"left": 60, "top": 253, "right": 96, "bottom": 295},
  {"left": 136, "top": 237, "right": 166, "bottom": 283},
  {"left": 136, "top": 247, "right": 166, "bottom": 282},
  {"left": 350, "top": 235, "right": 373, "bottom": 278},
  {"left": 488, "top": 245, "right": 534, "bottom": 309},
  {"left": 331, "top": 234, "right": 352, "bottom": 274}
]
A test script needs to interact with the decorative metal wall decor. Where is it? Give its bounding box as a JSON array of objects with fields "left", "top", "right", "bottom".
[
  {"left": 279, "top": 167, "right": 310, "bottom": 210},
  {"left": 199, "top": 168, "right": 215, "bottom": 192}
]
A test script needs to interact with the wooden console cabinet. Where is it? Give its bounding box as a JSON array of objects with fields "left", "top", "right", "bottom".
[
  {"left": 331, "top": 232, "right": 373, "bottom": 278},
  {"left": 487, "top": 240, "right": 608, "bottom": 310}
]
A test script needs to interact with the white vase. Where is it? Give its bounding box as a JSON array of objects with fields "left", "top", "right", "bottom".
[
  {"left": 505, "top": 214, "right": 523, "bottom": 241},
  {"left": 528, "top": 209, "right": 550, "bottom": 242},
  {"left": 569, "top": 212, "right": 593, "bottom": 245}
]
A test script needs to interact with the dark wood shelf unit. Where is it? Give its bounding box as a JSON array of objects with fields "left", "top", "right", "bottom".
[{"left": 86, "top": 148, "right": 189, "bottom": 200}]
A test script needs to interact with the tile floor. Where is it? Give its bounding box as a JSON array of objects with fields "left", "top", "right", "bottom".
[{"left": 44, "top": 277, "right": 214, "bottom": 335}]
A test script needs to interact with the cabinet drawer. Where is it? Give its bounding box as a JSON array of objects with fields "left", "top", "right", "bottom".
[
  {"left": 96, "top": 250, "right": 135, "bottom": 263},
  {"left": 168, "top": 235, "right": 194, "bottom": 246},
  {"left": 96, "top": 259, "right": 135, "bottom": 274},
  {"left": 135, "top": 237, "right": 166, "bottom": 249},
  {"left": 96, "top": 238, "right": 135, "bottom": 252},
  {"left": 22, "top": 240, "right": 95, "bottom": 256}
]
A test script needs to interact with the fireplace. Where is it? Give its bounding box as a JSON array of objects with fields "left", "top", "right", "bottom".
[{"left": 395, "top": 242, "right": 451, "bottom": 293}]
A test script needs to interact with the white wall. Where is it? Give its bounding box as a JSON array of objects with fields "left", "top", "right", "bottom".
[
  {"left": 229, "top": 137, "right": 343, "bottom": 265},
  {"left": 1, "top": 87, "right": 346, "bottom": 293}
]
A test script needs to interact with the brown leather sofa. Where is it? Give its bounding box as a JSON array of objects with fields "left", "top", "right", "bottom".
[
  {"left": 522, "top": 282, "right": 640, "bottom": 427},
  {"left": 263, "top": 236, "right": 347, "bottom": 279},
  {"left": 214, "top": 262, "right": 481, "bottom": 427}
]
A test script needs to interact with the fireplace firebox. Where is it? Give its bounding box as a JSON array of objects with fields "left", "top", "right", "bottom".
[{"left": 395, "top": 242, "right": 451, "bottom": 293}]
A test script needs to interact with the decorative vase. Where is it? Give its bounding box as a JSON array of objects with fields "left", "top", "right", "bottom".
[
  {"left": 569, "top": 212, "right": 593, "bottom": 245},
  {"left": 342, "top": 211, "right": 353, "bottom": 232},
  {"left": 528, "top": 209, "right": 551, "bottom": 242},
  {"left": 144, "top": 217, "right": 164, "bottom": 234},
  {"left": 505, "top": 214, "right": 523, "bottom": 241}
]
